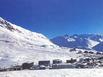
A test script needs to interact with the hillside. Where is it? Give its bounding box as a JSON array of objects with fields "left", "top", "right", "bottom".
[{"left": 0, "top": 17, "right": 83, "bottom": 67}]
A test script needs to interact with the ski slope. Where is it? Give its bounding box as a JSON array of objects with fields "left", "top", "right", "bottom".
[{"left": 0, "top": 69, "right": 103, "bottom": 77}]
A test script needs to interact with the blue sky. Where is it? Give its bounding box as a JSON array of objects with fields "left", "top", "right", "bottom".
[{"left": 0, "top": 0, "right": 103, "bottom": 38}]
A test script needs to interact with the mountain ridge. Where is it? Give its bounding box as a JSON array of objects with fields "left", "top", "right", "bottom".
[
  {"left": 51, "top": 34, "right": 103, "bottom": 51},
  {"left": 0, "top": 17, "right": 57, "bottom": 48}
]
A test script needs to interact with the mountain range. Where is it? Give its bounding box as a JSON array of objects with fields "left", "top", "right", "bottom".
[{"left": 51, "top": 34, "right": 103, "bottom": 51}]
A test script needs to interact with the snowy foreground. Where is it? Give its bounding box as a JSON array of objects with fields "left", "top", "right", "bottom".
[{"left": 0, "top": 69, "right": 103, "bottom": 77}]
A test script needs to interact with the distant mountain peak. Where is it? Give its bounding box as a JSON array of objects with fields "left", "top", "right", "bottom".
[{"left": 51, "top": 34, "right": 103, "bottom": 51}]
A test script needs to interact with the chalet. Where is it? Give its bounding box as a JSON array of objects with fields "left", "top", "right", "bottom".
[
  {"left": 38, "top": 60, "right": 50, "bottom": 66},
  {"left": 66, "top": 58, "right": 77, "bottom": 64},
  {"left": 22, "top": 62, "right": 34, "bottom": 70},
  {"left": 38, "top": 60, "right": 51, "bottom": 69},
  {"left": 53, "top": 59, "right": 62, "bottom": 64}
]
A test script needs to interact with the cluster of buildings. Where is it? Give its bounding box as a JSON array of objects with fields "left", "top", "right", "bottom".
[
  {"left": 0, "top": 56, "right": 103, "bottom": 72},
  {"left": 0, "top": 50, "right": 103, "bottom": 72}
]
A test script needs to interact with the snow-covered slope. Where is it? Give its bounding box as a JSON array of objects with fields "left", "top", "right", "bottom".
[
  {"left": 0, "top": 17, "right": 57, "bottom": 48},
  {"left": 0, "top": 17, "right": 84, "bottom": 67},
  {"left": 93, "top": 42, "right": 103, "bottom": 51},
  {"left": 0, "top": 17, "right": 63, "bottom": 67},
  {"left": 0, "top": 69, "right": 103, "bottom": 77},
  {"left": 0, "top": 17, "right": 102, "bottom": 68},
  {"left": 51, "top": 34, "right": 103, "bottom": 50}
]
